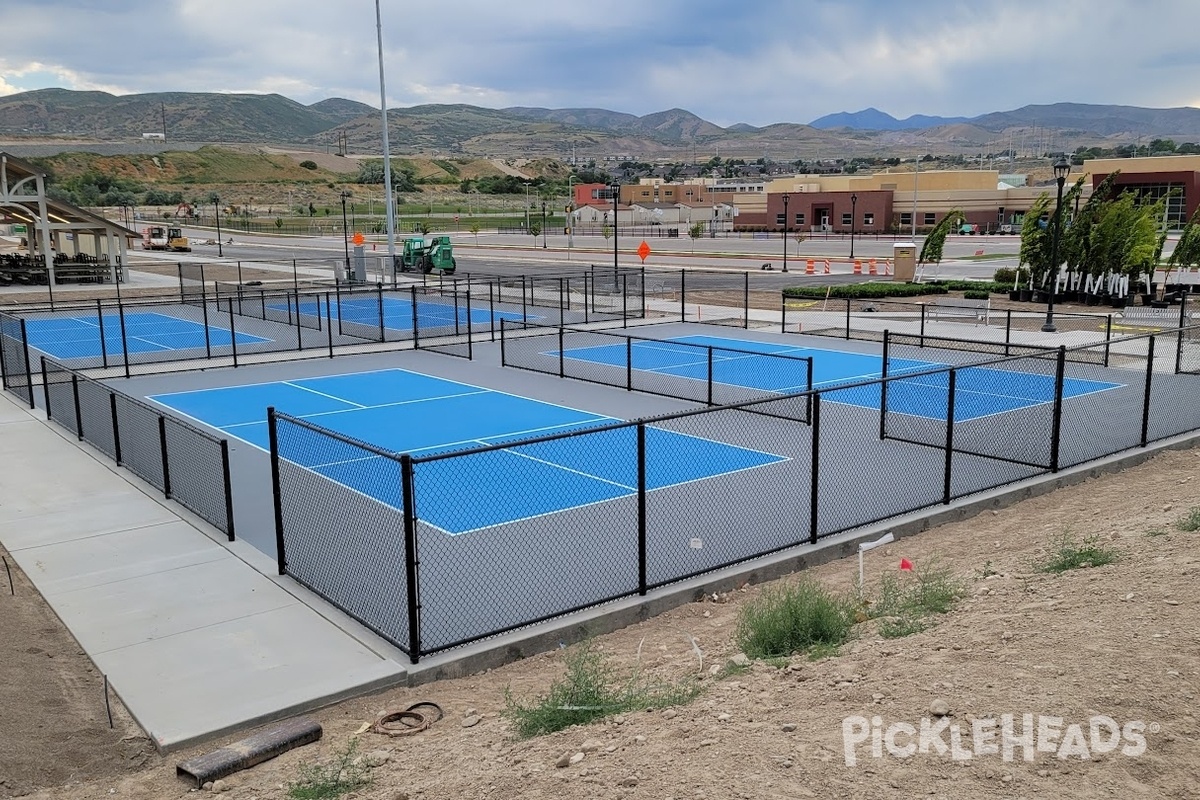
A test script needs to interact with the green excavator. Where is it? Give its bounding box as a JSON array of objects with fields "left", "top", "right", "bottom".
[{"left": 397, "top": 235, "right": 457, "bottom": 275}]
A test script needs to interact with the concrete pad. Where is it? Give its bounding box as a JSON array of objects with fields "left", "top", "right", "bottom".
[
  {"left": 53, "top": 556, "right": 296, "bottom": 654},
  {"left": 13, "top": 520, "right": 226, "bottom": 594},
  {"left": 0, "top": 493, "right": 178, "bottom": 547},
  {"left": 91, "top": 603, "right": 405, "bottom": 750}
]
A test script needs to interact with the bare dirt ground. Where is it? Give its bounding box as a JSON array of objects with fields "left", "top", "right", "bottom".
[{"left": 4, "top": 447, "right": 1198, "bottom": 799}]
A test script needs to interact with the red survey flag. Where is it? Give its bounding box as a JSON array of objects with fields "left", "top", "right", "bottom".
[{"left": 899, "top": 558, "right": 913, "bottom": 571}]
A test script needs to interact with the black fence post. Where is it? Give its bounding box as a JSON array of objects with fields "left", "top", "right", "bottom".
[
  {"left": 1004, "top": 310, "right": 1012, "bottom": 356},
  {"left": 919, "top": 304, "right": 926, "bottom": 347},
  {"left": 845, "top": 298, "right": 852, "bottom": 340},
  {"left": 1049, "top": 346, "right": 1067, "bottom": 472},
  {"left": 1141, "top": 335, "right": 1156, "bottom": 447},
  {"left": 110, "top": 392, "right": 122, "bottom": 465},
  {"left": 71, "top": 374, "right": 83, "bottom": 440},
  {"left": 780, "top": 294, "right": 787, "bottom": 334},
  {"left": 378, "top": 284, "right": 386, "bottom": 343},
  {"left": 267, "top": 408, "right": 287, "bottom": 575},
  {"left": 1176, "top": 296, "right": 1188, "bottom": 374},
  {"left": 400, "top": 454, "right": 422, "bottom": 662},
  {"left": 453, "top": 281, "right": 461, "bottom": 337},
  {"left": 116, "top": 304, "right": 130, "bottom": 379},
  {"left": 1104, "top": 314, "right": 1113, "bottom": 367},
  {"left": 558, "top": 326, "right": 566, "bottom": 378},
  {"left": 20, "top": 319, "right": 33, "bottom": 408},
  {"left": 489, "top": 281, "right": 497, "bottom": 341},
  {"left": 335, "top": 279, "right": 344, "bottom": 337},
  {"left": 220, "top": 439, "right": 235, "bottom": 542},
  {"left": 809, "top": 393, "right": 821, "bottom": 545},
  {"left": 943, "top": 369, "right": 957, "bottom": 504},
  {"left": 500, "top": 319, "right": 508, "bottom": 366},
  {"left": 641, "top": 265, "right": 647, "bottom": 319},
  {"left": 325, "top": 294, "right": 334, "bottom": 358},
  {"left": 521, "top": 275, "right": 528, "bottom": 322},
  {"left": 40, "top": 357, "right": 50, "bottom": 417},
  {"left": 706, "top": 346, "right": 714, "bottom": 406},
  {"left": 879, "top": 330, "right": 890, "bottom": 440},
  {"left": 626, "top": 337, "right": 633, "bottom": 391},
  {"left": 558, "top": 278, "right": 565, "bottom": 323},
  {"left": 96, "top": 299, "right": 109, "bottom": 369},
  {"left": 410, "top": 286, "right": 420, "bottom": 347},
  {"left": 743, "top": 272, "right": 750, "bottom": 329},
  {"left": 227, "top": 298, "right": 239, "bottom": 368},
  {"left": 465, "top": 285, "right": 474, "bottom": 360},
  {"left": 637, "top": 422, "right": 648, "bottom": 596},
  {"left": 158, "top": 415, "right": 172, "bottom": 498},
  {"left": 294, "top": 292, "right": 304, "bottom": 351},
  {"left": 582, "top": 275, "right": 589, "bottom": 325},
  {"left": 201, "top": 290, "right": 212, "bottom": 360}
]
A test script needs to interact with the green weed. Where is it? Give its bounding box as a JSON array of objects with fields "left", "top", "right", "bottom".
[
  {"left": 287, "top": 738, "right": 371, "bottom": 800},
  {"left": 867, "top": 560, "right": 966, "bottom": 639},
  {"left": 1036, "top": 532, "right": 1119, "bottom": 574},
  {"left": 734, "top": 578, "right": 857, "bottom": 660},
  {"left": 504, "top": 642, "right": 699, "bottom": 738},
  {"left": 1175, "top": 506, "right": 1200, "bottom": 532}
]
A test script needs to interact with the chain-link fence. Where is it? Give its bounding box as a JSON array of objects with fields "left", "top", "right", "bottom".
[
  {"left": 0, "top": 311, "right": 33, "bottom": 407},
  {"left": 782, "top": 296, "right": 1116, "bottom": 363},
  {"left": 38, "top": 357, "right": 235, "bottom": 539},
  {"left": 500, "top": 321, "right": 811, "bottom": 412}
]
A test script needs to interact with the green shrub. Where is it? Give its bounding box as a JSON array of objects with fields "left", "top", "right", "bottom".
[
  {"left": 1175, "top": 506, "right": 1200, "bottom": 532},
  {"left": 963, "top": 290, "right": 991, "bottom": 300},
  {"left": 287, "top": 738, "right": 371, "bottom": 799},
  {"left": 783, "top": 283, "right": 948, "bottom": 300},
  {"left": 298, "top": 160, "right": 318, "bottom": 171},
  {"left": 735, "top": 578, "right": 857, "bottom": 659},
  {"left": 1036, "top": 532, "right": 1119, "bottom": 573},
  {"left": 504, "top": 642, "right": 700, "bottom": 738},
  {"left": 868, "top": 560, "right": 966, "bottom": 639}
]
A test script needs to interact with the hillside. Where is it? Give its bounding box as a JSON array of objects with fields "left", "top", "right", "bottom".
[{"left": 3, "top": 89, "right": 1200, "bottom": 161}]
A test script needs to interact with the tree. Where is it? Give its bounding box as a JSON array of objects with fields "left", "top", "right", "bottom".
[
  {"left": 529, "top": 220, "right": 542, "bottom": 241},
  {"left": 1164, "top": 206, "right": 1200, "bottom": 297},
  {"left": 917, "top": 208, "right": 961, "bottom": 278},
  {"left": 1018, "top": 194, "right": 1053, "bottom": 287},
  {"left": 688, "top": 222, "right": 704, "bottom": 252},
  {"left": 1087, "top": 193, "right": 1161, "bottom": 297},
  {"left": 1062, "top": 172, "right": 1119, "bottom": 278},
  {"left": 468, "top": 220, "right": 482, "bottom": 243}
]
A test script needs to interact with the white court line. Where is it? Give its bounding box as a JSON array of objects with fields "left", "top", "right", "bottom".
[
  {"left": 282, "top": 380, "right": 368, "bottom": 409},
  {"left": 220, "top": 389, "right": 492, "bottom": 428}
]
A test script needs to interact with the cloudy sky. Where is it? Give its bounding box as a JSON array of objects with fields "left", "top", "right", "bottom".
[{"left": 2, "top": 0, "right": 1198, "bottom": 126}]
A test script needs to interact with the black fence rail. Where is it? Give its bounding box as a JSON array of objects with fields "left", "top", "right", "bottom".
[
  {"left": 781, "top": 295, "right": 1121, "bottom": 364},
  {"left": 499, "top": 320, "right": 812, "bottom": 415},
  {"left": 269, "top": 320, "right": 1200, "bottom": 662},
  {"left": 39, "top": 357, "right": 235, "bottom": 539}
]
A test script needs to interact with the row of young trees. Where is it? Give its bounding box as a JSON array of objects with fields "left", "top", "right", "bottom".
[{"left": 1008, "top": 171, "right": 1200, "bottom": 298}]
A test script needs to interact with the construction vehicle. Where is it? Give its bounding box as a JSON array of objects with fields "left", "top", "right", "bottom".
[
  {"left": 397, "top": 235, "right": 456, "bottom": 274},
  {"left": 141, "top": 225, "right": 191, "bottom": 252}
]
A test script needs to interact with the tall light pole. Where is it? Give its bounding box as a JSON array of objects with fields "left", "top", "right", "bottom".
[
  {"left": 541, "top": 200, "right": 547, "bottom": 248},
  {"left": 610, "top": 181, "right": 621, "bottom": 276},
  {"left": 524, "top": 182, "right": 531, "bottom": 230},
  {"left": 1041, "top": 156, "right": 1071, "bottom": 333},
  {"left": 375, "top": 0, "right": 397, "bottom": 272},
  {"left": 849, "top": 192, "right": 858, "bottom": 259},
  {"left": 781, "top": 193, "right": 790, "bottom": 273},
  {"left": 213, "top": 196, "right": 223, "bottom": 258},
  {"left": 340, "top": 191, "right": 351, "bottom": 280}
]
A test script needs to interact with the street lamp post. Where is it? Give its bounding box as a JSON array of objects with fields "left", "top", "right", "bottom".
[
  {"left": 849, "top": 193, "right": 858, "bottom": 259},
  {"left": 541, "top": 200, "right": 547, "bottom": 248},
  {"left": 1041, "top": 157, "right": 1072, "bottom": 333},
  {"left": 567, "top": 176, "right": 577, "bottom": 253},
  {"left": 610, "top": 182, "right": 620, "bottom": 276},
  {"left": 781, "top": 193, "right": 790, "bottom": 273},
  {"left": 339, "top": 191, "right": 351, "bottom": 280},
  {"left": 524, "top": 182, "right": 531, "bottom": 230},
  {"left": 214, "top": 197, "right": 223, "bottom": 258}
]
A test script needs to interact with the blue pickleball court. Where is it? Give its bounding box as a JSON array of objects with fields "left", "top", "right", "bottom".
[
  {"left": 24, "top": 312, "right": 270, "bottom": 360},
  {"left": 149, "top": 368, "right": 786, "bottom": 534},
  {"left": 560, "top": 334, "right": 1122, "bottom": 422},
  {"left": 270, "top": 295, "right": 529, "bottom": 333}
]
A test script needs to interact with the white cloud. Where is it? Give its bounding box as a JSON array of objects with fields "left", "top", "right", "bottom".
[{"left": 1, "top": 0, "right": 1198, "bottom": 124}]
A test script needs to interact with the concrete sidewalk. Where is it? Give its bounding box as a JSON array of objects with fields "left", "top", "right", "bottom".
[{"left": 0, "top": 391, "right": 406, "bottom": 751}]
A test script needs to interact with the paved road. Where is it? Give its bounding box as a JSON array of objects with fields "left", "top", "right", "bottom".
[{"left": 170, "top": 226, "right": 1023, "bottom": 287}]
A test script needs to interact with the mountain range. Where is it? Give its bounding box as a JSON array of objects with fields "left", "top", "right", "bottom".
[{"left": 2, "top": 89, "right": 1200, "bottom": 160}]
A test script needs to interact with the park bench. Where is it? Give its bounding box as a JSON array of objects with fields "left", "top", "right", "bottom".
[
  {"left": 927, "top": 297, "right": 990, "bottom": 325},
  {"left": 1119, "top": 305, "right": 1194, "bottom": 327}
]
